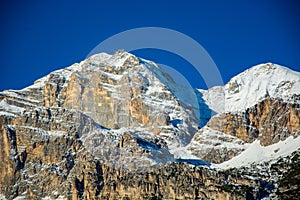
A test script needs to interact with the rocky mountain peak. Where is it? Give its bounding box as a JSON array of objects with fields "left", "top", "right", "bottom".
[
  {"left": 85, "top": 50, "right": 140, "bottom": 74},
  {"left": 0, "top": 51, "right": 201, "bottom": 172},
  {"left": 12, "top": 51, "right": 197, "bottom": 134}
]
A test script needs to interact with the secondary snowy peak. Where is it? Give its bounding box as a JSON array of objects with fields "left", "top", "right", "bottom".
[
  {"left": 188, "top": 63, "right": 300, "bottom": 169},
  {"left": 199, "top": 63, "right": 300, "bottom": 113}
]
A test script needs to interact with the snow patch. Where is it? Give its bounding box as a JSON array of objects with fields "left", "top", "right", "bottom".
[
  {"left": 188, "top": 126, "right": 247, "bottom": 151},
  {"left": 215, "top": 136, "right": 300, "bottom": 169},
  {"left": 12, "top": 196, "right": 26, "bottom": 200},
  {"left": 1, "top": 91, "right": 39, "bottom": 104},
  {"left": 0, "top": 111, "right": 15, "bottom": 117},
  {"left": 48, "top": 131, "right": 66, "bottom": 137},
  {"left": 0, "top": 100, "right": 25, "bottom": 114},
  {"left": 0, "top": 194, "right": 7, "bottom": 200},
  {"left": 170, "top": 146, "right": 199, "bottom": 159}
]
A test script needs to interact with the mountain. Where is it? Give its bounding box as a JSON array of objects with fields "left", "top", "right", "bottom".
[{"left": 0, "top": 51, "right": 299, "bottom": 199}]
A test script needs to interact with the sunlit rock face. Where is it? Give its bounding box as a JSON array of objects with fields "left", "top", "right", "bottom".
[
  {"left": 207, "top": 97, "right": 300, "bottom": 146},
  {"left": 35, "top": 51, "right": 199, "bottom": 145}
]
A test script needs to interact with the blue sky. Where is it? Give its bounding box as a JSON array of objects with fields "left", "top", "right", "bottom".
[{"left": 1, "top": 0, "right": 300, "bottom": 91}]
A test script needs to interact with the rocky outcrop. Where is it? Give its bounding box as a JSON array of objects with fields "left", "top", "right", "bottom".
[
  {"left": 1, "top": 106, "right": 298, "bottom": 200},
  {"left": 207, "top": 97, "right": 300, "bottom": 146},
  {"left": 187, "top": 127, "right": 247, "bottom": 164},
  {"left": 1, "top": 107, "right": 292, "bottom": 199},
  {"left": 99, "top": 163, "right": 259, "bottom": 200},
  {"left": 0, "top": 91, "right": 291, "bottom": 200},
  {"left": 275, "top": 151, "right": 300, "bottom": 199}
]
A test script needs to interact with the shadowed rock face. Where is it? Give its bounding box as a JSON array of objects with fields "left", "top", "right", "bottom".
[{"left": 0, "top": 52, "right": 299, "bottom": 199}]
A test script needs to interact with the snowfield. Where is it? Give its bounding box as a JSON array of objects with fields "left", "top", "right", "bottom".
[{"left": 214, "top": 135, "right": 300, "bottom": 169}]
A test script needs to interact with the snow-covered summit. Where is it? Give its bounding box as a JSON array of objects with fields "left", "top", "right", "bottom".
[
  {"left": 20, "top": 51, "right": 138, "bottom": 91},
  {"left": 86, "top": 50, "right": 140, "bottom": 69},
  {"left": 199, "top": 63, "right": 300, "bottom": 113}
]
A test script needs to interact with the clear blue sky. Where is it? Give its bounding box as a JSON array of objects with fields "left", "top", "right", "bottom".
[{"left": 1, "top": 0, "right": 300, "bottom": 91}]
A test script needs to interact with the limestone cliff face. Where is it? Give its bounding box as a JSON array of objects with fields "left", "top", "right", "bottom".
[
  {"left": 14, "top": 51, "right": 198, "bottom": 150},
  {"left": 1, "top": 108, "right": 296, "bottom": 199},
  {"left": 39, "top": 52, "right": 197, "bottom": 137},
  {"left": 207, "top": 97, "right": 300, "bottom": 146}
]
